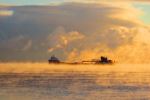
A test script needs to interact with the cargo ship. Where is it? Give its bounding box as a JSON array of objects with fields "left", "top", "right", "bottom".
[{"left": 48, "top": 55, "right": 114, "bottom": 65}]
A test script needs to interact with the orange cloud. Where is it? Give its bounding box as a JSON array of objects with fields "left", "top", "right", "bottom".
[{"left": 0, "top": 2, "right": 150, "bottom": 63}]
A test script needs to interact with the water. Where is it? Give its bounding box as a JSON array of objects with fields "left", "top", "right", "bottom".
[{"left": 0, "top": 63, "right": 150, "bottom": 100}]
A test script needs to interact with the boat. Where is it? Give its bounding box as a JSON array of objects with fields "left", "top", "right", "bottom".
[
  {"left": 48, "top": 55, "right": 60, "bottom": 64},
  {"left": 48, "top": 56, "right": 114, "bottom": 64},
  {"left": 82, "top": 56, "right": 113, "bottom": 64}
]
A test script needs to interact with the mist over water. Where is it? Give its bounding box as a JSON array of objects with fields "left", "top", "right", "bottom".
[
  {"left": 1, "top": 1, "right": 150, "bottom": 100},
  {"left": 0, "top": 63, "right": 150, "bottom": 100}
]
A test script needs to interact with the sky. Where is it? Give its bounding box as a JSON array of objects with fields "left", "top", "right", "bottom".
[
  {"left": 0, "top": 0, "right": 150, "bottom": 63},
  {"left": 0, "top": 0, "right": 65, "bottom": 5},
  {"left": 1, "top": 0, "right": 150, "bottom": 24},
  {"left": 0, "top": 0, "right": 150, "bottom": 23},
  {"left": 134, "top": 3, "right": 150, "bottom": 24}
]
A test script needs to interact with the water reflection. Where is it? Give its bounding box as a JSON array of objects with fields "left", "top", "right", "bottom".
[{"left": 0, "top": 64, "right": 150, "bottom": 100}]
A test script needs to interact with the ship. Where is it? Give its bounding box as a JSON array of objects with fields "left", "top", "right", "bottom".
[
  {"left": 82, "top": 56, "right": 113, "bottom": 64},
  {"left": 48, "top": 56, "right": 114, "bottom": 64},
  {"left": 48, "top": 55, "right": 60, "bottom": 64}
]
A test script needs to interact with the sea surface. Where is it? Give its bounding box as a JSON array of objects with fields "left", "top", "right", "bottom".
[{"left": 0, "top": 63, "right": 150, "bottom": 100}]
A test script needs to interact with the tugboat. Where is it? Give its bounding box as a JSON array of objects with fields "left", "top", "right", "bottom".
[{"left": 48, "top": 55, "right": 60, "bottom": 64}]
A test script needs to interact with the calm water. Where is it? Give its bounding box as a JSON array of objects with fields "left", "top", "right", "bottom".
[{"left": 0, "top": 63, "right": 150, "bottom": 100}]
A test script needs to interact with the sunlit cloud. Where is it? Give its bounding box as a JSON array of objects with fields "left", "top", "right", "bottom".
[
  {"left": 0, "top": 10, "right": 13, "bottom": 16},
  {"left": 47, "top": 27, "right": 85, "bottom": 52},
  {"left": 0, "top": 2, "right": 150, "bottom": 63},
  {"left": 60, "top": 0, "right": 150, "bottom": 3}
]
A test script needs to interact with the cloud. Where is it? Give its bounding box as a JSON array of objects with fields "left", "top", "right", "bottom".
[
  {"left": 69, "top": 0, "right": 150, "bottom": 3},
  {"left": 0, "top": 5, "right": 14, "bottom": 16},
  {"left": 47, "top": 27, "right": 85, "bottom": 52},
  {"left": 0, "top": 2, "right": 150, "bottom": 63},
  {"left": 0, "top": 10, "right": 13, "bottom": 16},
  {"left": 22, "top": 40, "right": 32, "bottom": 51},
  {"left": 48, "top": 0, "right": 147, "bottom": 3}
]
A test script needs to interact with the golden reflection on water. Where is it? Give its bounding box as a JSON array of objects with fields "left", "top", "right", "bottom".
[
  {"left": 0, "top": 63, "right": 150, "bottom": 73},
  {"left": 0, "top": 63, "right": 150, "bottom": 100}
]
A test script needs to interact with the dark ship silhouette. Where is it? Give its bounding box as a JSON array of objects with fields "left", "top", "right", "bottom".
[
  {"left": 82, "top": 56, "right": 113, "bottom": 64},
  {"left": 48, "top": 55, "right": 114, "bottom": 64},
  {"left": 48, "top": 55, "right": 60, "bottom": 63}
]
